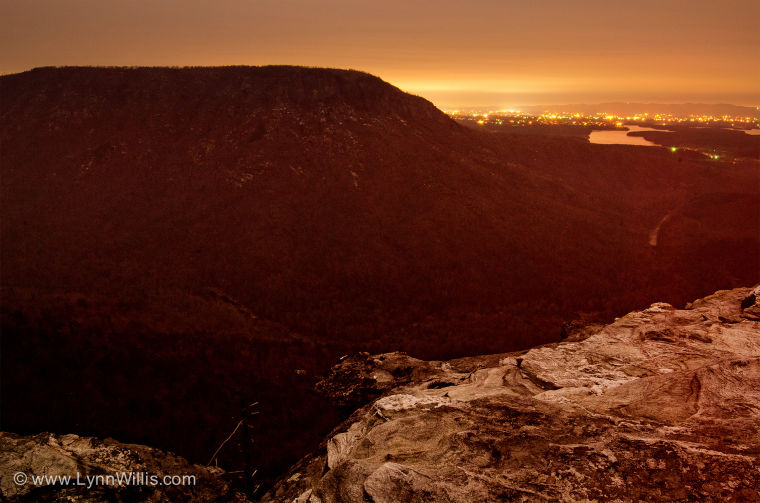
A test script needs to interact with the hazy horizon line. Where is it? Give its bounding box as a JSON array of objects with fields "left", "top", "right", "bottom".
[{"left": 2, "top": 64, "right": 757, "bottom": 110}]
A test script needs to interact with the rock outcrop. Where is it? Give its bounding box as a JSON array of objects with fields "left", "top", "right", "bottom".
[
  {"left": 0, "top": 432, "right": 248, "bottom": 502},
  {"left": 264, "top": 286, "right": 760, "bottom": 502}
]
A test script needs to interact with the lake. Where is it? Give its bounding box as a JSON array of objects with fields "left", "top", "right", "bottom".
[{"left": 588, "top": 125, "right": 670, "bottom": 146}]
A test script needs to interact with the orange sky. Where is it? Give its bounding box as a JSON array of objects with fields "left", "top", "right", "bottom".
[{"left": 1, "top": 0, "right": 758, "bottom": 107}]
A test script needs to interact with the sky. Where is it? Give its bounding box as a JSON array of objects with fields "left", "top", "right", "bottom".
[{"left": 1, "top": 0, "right": 758, "bottom": 108}]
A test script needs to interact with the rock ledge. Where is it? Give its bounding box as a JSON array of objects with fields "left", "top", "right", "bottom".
[{"left": 264, "top": 286, "right": 760, "bottom": 502}]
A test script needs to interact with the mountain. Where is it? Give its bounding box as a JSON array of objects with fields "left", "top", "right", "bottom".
[
  {"left": 264, "top": 286, "right": 760, "bottom": 502},
  {"left": 1, "top": 66, "right": 758, "bottom": 487}
]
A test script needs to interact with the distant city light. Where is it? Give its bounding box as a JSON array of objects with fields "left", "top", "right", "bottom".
[{"left": 443, "top": 109, "right": 758, "bottom": 161}]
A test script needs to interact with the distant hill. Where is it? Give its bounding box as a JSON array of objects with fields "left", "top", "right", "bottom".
[{"left": 1, "top": 66, "right": 758, "bottom": 487}]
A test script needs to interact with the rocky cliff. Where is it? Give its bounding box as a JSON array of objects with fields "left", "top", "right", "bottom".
[
  {"left": 1, "top": 286, "right": 758, "bottom": 502},
  {"left": 264, "top": 286, "right": 760, "bottom": 502}
]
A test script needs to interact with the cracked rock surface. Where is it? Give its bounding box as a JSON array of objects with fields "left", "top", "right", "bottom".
[{"left": 263, "top": 286, "right": 760, "bottom": 502}]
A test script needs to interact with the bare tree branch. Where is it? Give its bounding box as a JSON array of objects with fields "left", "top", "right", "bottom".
[{"left": 207, "top": 420, "right": 243, "bottom": 466}]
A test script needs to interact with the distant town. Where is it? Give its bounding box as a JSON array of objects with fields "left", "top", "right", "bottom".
[
  {"left": 445, "top": 109, "right": 760, "bottom": 130},
  {"left": 442, "top": 107, "right": 760, "bottom": 162}
]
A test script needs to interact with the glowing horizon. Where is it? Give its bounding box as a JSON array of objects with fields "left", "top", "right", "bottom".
[{"left": 1, "top": 0, "right": 758, "bottom": 108}]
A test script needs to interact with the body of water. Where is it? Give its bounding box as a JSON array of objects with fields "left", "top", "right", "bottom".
[{"left": 588, "top": 125, "right": 670, "bottom": 146}]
